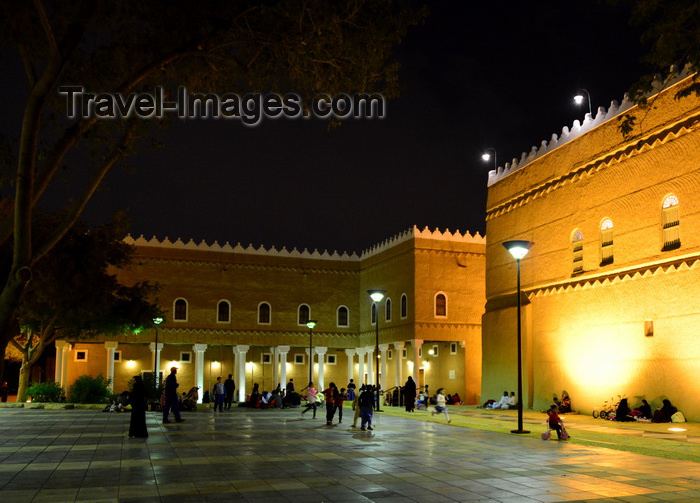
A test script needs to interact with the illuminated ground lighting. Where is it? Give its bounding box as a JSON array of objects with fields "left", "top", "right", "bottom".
[{"left": 668, "top": 427, "right": 687, "bottom": 432}]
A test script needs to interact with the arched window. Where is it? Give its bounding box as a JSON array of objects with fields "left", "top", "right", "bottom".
[
  {"left": 174, "top": 298, "right": 188, "bottom": 322},
  {"left": 258, "top": 302, "right": 271, "bottom": 325},
  {"left": 337, "top": 306, "right": 349, "bottom": 327},
  {"left": 434, "top": 292, "right": 447, "bottom": 317},
  {"left": 217, "top": 300, "right": 231, "bottom": 323},
  {"left": 600, "top": 219, "right": 614, "bottom": 266},
  {"left": 662, "top": 194, "right": 681, "bottom": 251},
  {"left": 400, "top": 293, "right": 408, "bottom": 319},
  {"left": 297, "top": 304, "right": 310, "bottom": 325},
  {"left": 371, "top": 303, "right": 377, "bottom": 325},
  {"left": 385, "top": 298, "right": 392, "bottom": 322},
  {"left": 572, "top": 230, "right": 584, "bottom": 275}
]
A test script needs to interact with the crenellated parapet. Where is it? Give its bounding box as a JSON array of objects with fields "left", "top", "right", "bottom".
[
  {"left": 487, "top": 64, "right": 696, "bottom": 187},
  {"left": 124, "top": 225, "right": 486, "bottom": 262},
  {"left": 360, "top": 225, "right": 485, "bottom": 258},
  {"left": 123, "top": 234, "right": 360, "bottom": 261}
]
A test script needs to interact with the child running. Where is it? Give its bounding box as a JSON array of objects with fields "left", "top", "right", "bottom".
[
  {"left": 431, "top": 387, "right": 451, "bottom": 423},
  {"left": 300, "top": 382, "right": 318, "bottom": 419}
]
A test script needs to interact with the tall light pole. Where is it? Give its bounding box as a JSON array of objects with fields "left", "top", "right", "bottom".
[
  {"left": 306, "top": 320, "right": 317, "bottom": 386},
  {"left": 574, "top": 89, "right": 592, "bottom": 117},
  {"left": 367, "top": 290, "right": 386, "bottom": 412},
  {"left": 503, "top": 240, "right": 534, "bottom": 435},
  {"left": 153, "top": 316, "right": 164, "bottom": 393},
  {"left": 481, "top": 147, "right": 497, "bottom": 170}
]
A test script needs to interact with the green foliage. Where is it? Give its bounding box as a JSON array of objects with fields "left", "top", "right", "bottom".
[
  {"left": 133, "top": 373, "right": 164, "bottom": 403},
  {"left": 67, "top": 374, "right": 112, "bottom": 404},
  {"left": 26, "top": 381, "right": 64, "bottom": 402}
]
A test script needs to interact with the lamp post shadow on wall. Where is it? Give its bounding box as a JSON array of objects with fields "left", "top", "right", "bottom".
[
  {"left": 306, "top": 320, "right": 317, "bottom": 386},
  {"left": 502, "top": 240, "right": 534, "bottom": 435},
  {"left": 367, "top": 289, "right": 386, "bottom": 412}
]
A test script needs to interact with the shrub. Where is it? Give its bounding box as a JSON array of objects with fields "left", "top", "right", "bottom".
[
  {"left": 26, "top": 381, "right": 64, "bottom": 402},
  {"left": 67, "top": 374, "right": 112, "bottom": 404}
]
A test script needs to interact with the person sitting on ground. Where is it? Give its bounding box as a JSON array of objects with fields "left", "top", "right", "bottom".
[
  {"left": 490, "top": 391, "right": 510, "bottom": 409},
  {"left": 614, "top": 398, "right": 635, "bottom": 422},
  {"left": 249, "top": 383, "right": 261, "bottom": 408},
  {"left": 506, "top": 391, "right": 517, "bottom": 409},
  {"left": 652, "top": 399, "right": 678, "bottom": 423},
  {"left": 559, "top": 392, "right": 572, "bottom": 413},
  {"left": 451, "top": 393, "right": 461, "bottom": 406},
  {"left": 634, "top": 399, "right": 652, "bottom": 419}
]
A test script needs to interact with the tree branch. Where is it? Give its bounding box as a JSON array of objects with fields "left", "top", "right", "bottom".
[{"left": 33, "top": 0, "right": 59, "bottom": 59}]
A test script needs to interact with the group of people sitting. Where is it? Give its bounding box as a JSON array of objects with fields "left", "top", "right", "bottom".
[
  {"left": 614, "top": 398, "right": 682, "bottom": 423},
  {"left": 482, "top": 391, "right": 518, "bottom": 409}
]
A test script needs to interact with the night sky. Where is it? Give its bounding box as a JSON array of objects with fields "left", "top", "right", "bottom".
[{"left": 5, "top": 1, "right": 649, "bottom": 255}]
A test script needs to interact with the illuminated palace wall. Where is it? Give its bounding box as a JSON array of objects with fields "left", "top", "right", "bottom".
[
  {"left": 482, "top": 69, "right": 700, "bottom": 419},
  {"left": 58, "top": 226, "right": 485, "bottom": 403}
]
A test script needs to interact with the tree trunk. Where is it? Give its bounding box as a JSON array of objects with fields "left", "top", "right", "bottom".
[
  {"left": 17, "top": 360, "right": 31, "bottom": 402},
  {"left": 0, "top": 338, "right": 7, "bottom": 385}
]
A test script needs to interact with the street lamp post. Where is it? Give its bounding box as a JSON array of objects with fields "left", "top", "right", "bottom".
[
  {"left": 502, "top": 240, "right": 534, "bottom": 435},
  {"left": 481, "top": 147, "right": 497, "bottom": 170},
  {"left": 306, "top": 320, "right": 317, "bottom": 385},
  {"left": 367, "top": 290, "right": 386, "bottom": 412},
  {"left": 574, "top": 89, "right": 592, "bottom": 117},
  {"left": 153, "top": 317, "right": 164, "bottom": 393}
]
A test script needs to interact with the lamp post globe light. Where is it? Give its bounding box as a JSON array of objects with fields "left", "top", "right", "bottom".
[
  {"left": 367, "top": 289, "right": 386, "bottom": 412},
  {"left": 153, "top": 317, "right": 164, "bottom": 392},
  {"left": 481, "top": 147, "right": 497, "bottom": 170},
  {"left": 306, "top": 320, "right": 317, "bottom": 386},
  {"left": 574, "top": 88, "right": 592, "bottom": 117},
  {"left": 502, "top": 240, "right": 534, "bottom": 434}
]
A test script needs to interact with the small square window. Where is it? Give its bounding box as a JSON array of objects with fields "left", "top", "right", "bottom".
[
  {"left": 294, "top": 354, "right": 305, "bottom": 365},
  {"left": 114, "top": 350, "right": 122, "bottom": 362},
  {"left": 388, "top": 350, "right": 393, "bottom": 360},
  {"left": 180, "top": 352, "right": 192, "bottom": 363},
  {"left": 450, "top": 343, "right": 457, "bottom": 355},
  {"left": 326, "top": 354, "right": 337, "bottom": 365},
  {"left": 402, "top": 349, "right": 407, "bottom": 359},
  {"left": 431, "top": 344, "right": 439, "bottom": 357},
  {"left": 74, "top": 350, "right": 88, "bottom": 362},
  {"left": 262, "top": 353, "right": 272, "bottom": 364}
]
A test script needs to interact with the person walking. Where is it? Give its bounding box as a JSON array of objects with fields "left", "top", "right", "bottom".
[
  {"left": 128, "top": 375, "right": 148, "bottom": 438},
  {"left": 431, "top": 387, "right": 451, "bottom": 423},
  {"left": 323, "top": 382, "right": 339, "bottom": 425},
  {"left": 346, "top": 379, "right": 356, "bottom": 400},
  {"left": 300, "top": 382, "right": 318, "bottom": 419},
  {"left": 224, "top": 374, "right": 236, "bottom": 410},
  {"left": 351, "top": 384, "right": 364, "bottom": 428},
  {"left": 213, "top": 376, "right": 225, "bottom": 412},
  {"left": 403, "top": 376, "right": 417, "bottom": 412},
  {"left": 359, "top": 385, "right": 375, "bottom": 430},
  {"left": 163, "top": 367, "right": 184, "bottom": 424},
  {"left": 335, "top": 388, "right": 347, "bottom": 424}
]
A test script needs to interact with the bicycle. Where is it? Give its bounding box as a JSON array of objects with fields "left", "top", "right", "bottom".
[{"left": 592, "top": 395, "right": 624, "bottom": 419}]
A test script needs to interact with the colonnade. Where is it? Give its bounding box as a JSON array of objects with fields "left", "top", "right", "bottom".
[{"left": 55, "top": 339, "right": 427, "bottom": 403}]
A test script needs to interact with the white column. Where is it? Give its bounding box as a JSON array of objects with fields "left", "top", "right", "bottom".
[
  {"left": 379, "top": 344, "right": 388, "bottom": 390},
  {"left": 104, "top": 342, "right": 118, "bottom": 391},
  {"left": 278, "top": 346, "right": 290, "bottom": 391},
  {"left": 149, "top": 342, "right": 164, "bottom": 381},
  {"left": 394, "top": 341, "right": 405, "bottom": 387},
  {"left": 344, "top": 349, "right": 355, "bottom": 384},
  {"left": 412, "top": 339, "right": 423, "bottom": 388},
  {"left": 271, "top": 346, "right": 279, "bottom": 389},
  {"left": 234, "top": 345, "right": 249, "bottom": 402},
  {"left": 315, "top": 347, "right": 327, "bottom": 390},
  {"left": 193, "top": 344, "right": 207, "bottom": 403},
  {"left": 55, "top": 341, "right": 68, "bottom": 385},
  {"left": 61, "top": 343, "right": 71, "bottom": 389},
  {"left": 356, "top": 348, "right": 366, "bottom": 384},
  {"left": 365, "top": 346, "right": 375, "bottom": 385}
]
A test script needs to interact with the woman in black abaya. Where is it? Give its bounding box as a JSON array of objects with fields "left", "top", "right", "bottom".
[{"left": 129, "top": 376, "right": 148, "bottom": 438}]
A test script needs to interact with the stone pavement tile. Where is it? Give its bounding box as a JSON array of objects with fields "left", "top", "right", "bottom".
[
  {"left": 31, "top": 487, "right": 80, "bottom": 502},
  {"left": 0, "top": 489, "right": 39, "bottom": 503},
  {"left": 75, "top": 485, "right": 120, "bottom": 500},
  {"left": 118, "top": 483, "right": 160, "bottom": 498}
]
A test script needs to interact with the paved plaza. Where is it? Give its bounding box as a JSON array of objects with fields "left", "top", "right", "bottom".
[{"left": 2, "top": 407, "right": 700, "bottom": 502}]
